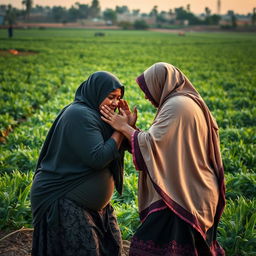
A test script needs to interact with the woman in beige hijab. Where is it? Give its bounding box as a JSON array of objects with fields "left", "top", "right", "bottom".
[{"left": 100, "top": 62, "right": 226, "bottom": 256}]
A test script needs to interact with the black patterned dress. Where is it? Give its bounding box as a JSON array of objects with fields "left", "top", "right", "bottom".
[{"left": 32, "top": 198, "right": 122, "bottom": 256}]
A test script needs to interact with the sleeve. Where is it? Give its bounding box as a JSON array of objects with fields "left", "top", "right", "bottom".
[
  {"left": 66, "top": 110, "right": 120, "bottom": 170},
  {"left": 121, "top": 138, "right": 131, "bottom": 153},
  {"left": 131, "top": 100, "right": 181, "bottom": 171},
  {"left": 132, "top": 130, "right": 146, "bottom": 171}
]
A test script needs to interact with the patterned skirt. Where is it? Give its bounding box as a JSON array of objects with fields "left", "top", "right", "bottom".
[
  {"left": 129, "top": 208, "right": 225, "bottom": 256},
  {"left": 32, "top": 198, "right": 122, "bottom": 256}
]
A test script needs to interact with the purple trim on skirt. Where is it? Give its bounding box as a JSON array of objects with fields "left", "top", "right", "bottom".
[
  {"left": 136, "top": 74, "right": 159, "bottom": 107},
  {"left": 152, "top": 182, "right": 206, "bottom": 239},
  {"left": 129, "top": 237, "right": 199, "bottom": 256}
]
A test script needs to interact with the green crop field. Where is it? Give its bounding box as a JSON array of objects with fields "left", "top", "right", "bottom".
[{"left": 0, "top": 28, "right": 255, "bottom": 255}]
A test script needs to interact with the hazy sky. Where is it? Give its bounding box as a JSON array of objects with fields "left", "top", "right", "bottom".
[{"left": 2, "top": 0, "right": 256, "bottom": 14}]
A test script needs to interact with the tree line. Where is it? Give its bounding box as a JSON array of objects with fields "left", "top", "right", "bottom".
[{"left": 1, "top": 0, "right": 256, "bottom": 28}]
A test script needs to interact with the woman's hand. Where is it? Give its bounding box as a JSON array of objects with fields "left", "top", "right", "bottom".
[
  {"left": 100, "top": 105, "right": 129, "bottom": 132},
  {"left": 118, "top": 99, "right": 138, "bottom": 127}
]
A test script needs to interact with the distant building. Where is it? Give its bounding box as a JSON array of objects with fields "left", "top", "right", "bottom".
[
  {"left": 174, "top": 19, "right": 189, "bottom": 26},
  {"left": 219, "top": 15, "right": 231, "bottom": 26},
  {"left": 116, "top": 13, "right": 156, "bottom": 25},
  {"left": 219, "top": 15, "right": 252, "bottom": 26},
  {"left": 236, "top": 16, "right": 252, "bottom": 26},
  {"left": 117, "top": 13, "right": 138, "bottom": 23},
  {"left": 142, "top": 16, "right": 156, "bottom": 25}
]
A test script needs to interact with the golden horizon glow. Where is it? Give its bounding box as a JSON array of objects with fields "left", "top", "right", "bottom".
[{"left": 2, "top": 0, "right": 255, "bottom": 15}]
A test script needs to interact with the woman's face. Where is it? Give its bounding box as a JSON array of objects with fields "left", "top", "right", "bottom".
[{"left": 99, "top": 88, "right": 122, "bottom": 111}]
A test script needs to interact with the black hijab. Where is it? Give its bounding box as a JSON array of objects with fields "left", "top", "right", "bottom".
[
  {"left": 73, "top": 71, "right": 125, "bottom": 194},
  {"left": 31, "top": 71, "right": 125, "bottom": 225},
  {"left": 75, "top": 71, "right": 124, "bottom": 108}
]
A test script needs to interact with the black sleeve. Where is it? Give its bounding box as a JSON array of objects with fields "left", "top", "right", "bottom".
[{"left": 66, "top": 109, "right": 120, "bottom": 170}]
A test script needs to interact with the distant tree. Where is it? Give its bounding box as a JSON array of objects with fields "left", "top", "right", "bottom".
[
  {"left": 227, "top": 10, "right": 234, "bottom": 16},
  {"left": 134, "top": 19, "right": 148, "bottom": 30},
  {"left": 68, "top": 5, "right": 80, "bottom": 21},
  {"left": 252, "top": 8, "right": 256, "bottom": 25},
  {"left": 141, "top": 13, "right": 148, "bottom": 17},
  {"left": 89, "top": 0, "right": 100, "bottom": 18},
  {"left": 115, "top": 5, "right": 129, "bottom": 14},
  {"left": 209, "top": 14, "right": 221, "bottom": 25},
  {"left": 118, "top": 21, "right": 133, "bottom": 30},
  {"left": 168, "top": 9, "right": 174, "bottom": 16},
  {"left": 174, "top": 7, "right": 186, "bottom": 20},
  {"left": 227, "top": 10, "right": 237, "bottom": 27},
  {"left": 150, "top": 5, "right": 158, "bottom": 17},
  {"left": 22, "top": 0, "right": 33, "bottom": 19},
  {"left": 75, "top": 3, "right": 89, "bottom": 19},
  {"left": 51, "top": 6, "right": 67, "bottom": 22},
  {"left": 33, "top": 5, "right": 44, "bottom": 13},
  {"left": 204, "top": 7, "right": 220, "bottom": 25},
  {"left": 103, "top": 8, "right": 117, "bottom": 24},
  {"left": 205, "top": 7, "right": 211, "bottom": 17},
  {"left": 231, "top": 14, "right": 237, "bottom": 27},
  {"left": 132, "top": 9, "right": 140, "bottom": 16},
  {"left": 157, "top": 11, "right": 168, "bottom": 23},
  {"left": 186, "top": 4, "right": 190, "bottom": 12},
  {"left": 168, "top": 9, "right": 175, "bottom": 24},
  {"left": 175, "top": 7, "right": 201, "bottom": 25}
]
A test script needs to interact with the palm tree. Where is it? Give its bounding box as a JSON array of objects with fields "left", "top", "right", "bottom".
[
  {"left": 22, "top": 0, "right": 33, "bottom": 19},
  {"left": 205, "top": 7, "right": 211, "bottom": 18},
  {"left": 252, "top": 8, "right": 256, "bottom": 26}
]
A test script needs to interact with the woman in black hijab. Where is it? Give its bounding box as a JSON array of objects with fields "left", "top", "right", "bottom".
[{"left": 31, "top": 71, "right": 134, "bottom": 256}]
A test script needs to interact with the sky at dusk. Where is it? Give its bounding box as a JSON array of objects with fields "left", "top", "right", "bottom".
[{"left": 2, "top": 0, "right": 255, "bottom": 15}]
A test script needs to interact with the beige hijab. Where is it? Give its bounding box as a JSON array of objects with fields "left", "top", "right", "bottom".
[{"left": 134, "top": 62, "right": 225, "bottom": 238}]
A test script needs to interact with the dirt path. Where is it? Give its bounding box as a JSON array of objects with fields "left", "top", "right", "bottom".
[{"left": 0, "top": 229, "right": 130, "bottom": 256}]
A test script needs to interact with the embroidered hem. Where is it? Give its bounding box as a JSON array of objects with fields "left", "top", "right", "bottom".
[{"left": 129, "top": 237, "right": 198, "bottom": 256}]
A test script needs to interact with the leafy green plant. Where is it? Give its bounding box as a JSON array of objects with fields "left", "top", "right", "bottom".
[
  {"left": 218, "top": 197, "right": 256, "bottom": 255},
  {"left": 225, "top": 172, "right": 256, "bottom": 200},
  {"left": 113, "top": 202, "right": 140, "bottom": 240},
  {"left": 0, "top": 171, "right": 33, "bottom": 229},
  {"left": 0, "top": 29, "right": 255, "bottom": 249}
]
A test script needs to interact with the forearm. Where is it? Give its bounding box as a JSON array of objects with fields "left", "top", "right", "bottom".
[
  {"left": 120, "top": 124, "right": 136, "bottom": 142},
  {"left": 111, "top": 131, "right": 124, "bottom": 149}
]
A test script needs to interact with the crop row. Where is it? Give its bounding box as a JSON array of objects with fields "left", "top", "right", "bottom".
[{"left": 0, "top": 29, "right": 255, "bottom": 254}]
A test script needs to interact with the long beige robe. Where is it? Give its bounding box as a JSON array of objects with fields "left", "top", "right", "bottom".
[{"left": 132, "top": 62, "right": 225, "bottom": 239}]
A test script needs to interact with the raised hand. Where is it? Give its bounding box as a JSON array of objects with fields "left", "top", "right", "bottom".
[
  {"left": 118, "top": 99, "right": 138, "bottom": 127},
  {"left": 100, "top": 105, "right": 129, "bottom": 132}
]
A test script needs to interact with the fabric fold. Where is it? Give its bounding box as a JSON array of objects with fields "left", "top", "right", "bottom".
[{"left": 132, "top": 62, "right": 225, "bottom": 241}]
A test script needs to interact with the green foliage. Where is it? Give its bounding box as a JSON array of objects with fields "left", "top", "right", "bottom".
[
  {"left": 112, "top": 202, "right": 140, "bottom": 240},
  {"left": 133, "top": 20, "right": 149, "bottom": 30},
  {"left": 0, "top": 171, "right": 33, "bottom": 229},
  {"left": 218, "top": 197, "right": 256, "bottom": 255},
  {"left": 0, "top": 29, "right": 255, "bottom": 253},
  {"left": 118, "top": 21, "right": 133, "bottom": 30},
  {"left": 225, "top": 172, "right": 256, "bottom": 200}
]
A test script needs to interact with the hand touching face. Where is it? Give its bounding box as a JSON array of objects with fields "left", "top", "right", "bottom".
[
  {"left": 118, "top": 99, "right": 137, "bottom": 127},
  {"left": 100, "top": 105, "right": 129, "bottom": 132}
]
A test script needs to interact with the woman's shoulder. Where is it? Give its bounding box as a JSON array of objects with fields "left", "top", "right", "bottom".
[
  {"left": 165, "top": 95, "right": 200, "bottom": 112},
  {"left": 62, "top": 103, "right": 99, "bottom": 122}
]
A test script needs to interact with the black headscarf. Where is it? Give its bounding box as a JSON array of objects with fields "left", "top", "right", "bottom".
[
  {"left": 75, "top": 71, "right": 124, "bottom": 108},
  {"left": 31, "top": 71, "right": 125, "bottom": 226}
]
